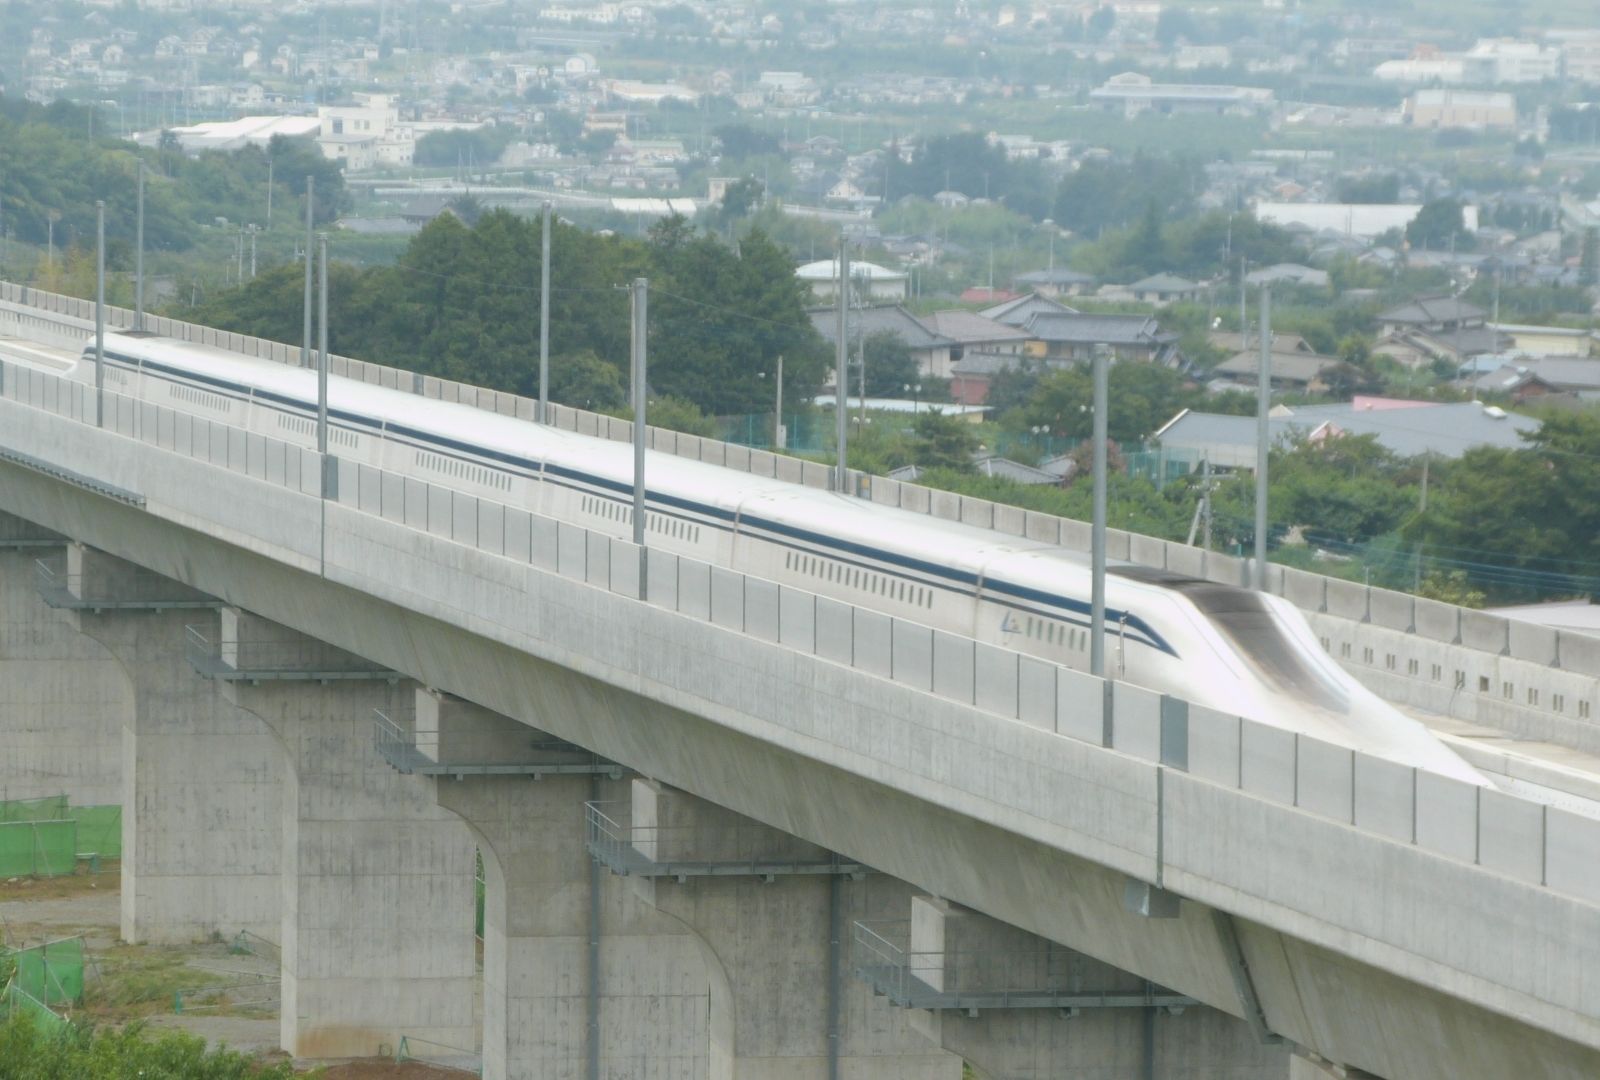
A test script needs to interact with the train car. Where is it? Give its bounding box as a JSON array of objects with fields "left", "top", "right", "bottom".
[{"left": 72, "top": 332, "right": 1484, "bottom": 784}]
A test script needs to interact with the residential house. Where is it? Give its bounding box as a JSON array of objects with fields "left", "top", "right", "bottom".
[
  {"left": 796, "top": 259, "right": 908, "bottom": 303},
  {"left": 1207, "top": 331, "right": 1314, "bottom": 356},
  {"left": 949, "top": 352, "right": 1028, "bottom": 406},
  {"left": 1156, "top": 397, "right": 1539, "bottom": 470},
  {"left": 1210, "top": 349, "right": 1344, "bottom": 393},
  {"left": 1023, "top": 312, "right": 1181, "bottom": 365},
  {"left": 1124, "top": 273, "right": 1202, "bottom": 306},
  {"left": 920, "top": 310, "right": 1031, "bottom": 365},
  {"left": 1012, "top": 268, "right": 1097, "bottom": 297},
  {"left": 806, "top": 304, "right": 955, "bottom": 379},
  {"left": 1491, "top": 324, "right": 1598, "bottom": 357},
  {"left": 1376, "top": 295, "right": 1507, "bottom": 363},
  {"left": 1473, "top": 357, "right": 1600, "bottom": 400},
  {"left": 979, "top": 293, "right": 1078, "bottom": 329}
]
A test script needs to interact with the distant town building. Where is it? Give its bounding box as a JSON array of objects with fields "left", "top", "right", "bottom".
[
  {"left": 152, "top": 114, "right": 320, "bottom": 154},
  {"left": 796, "top": 260, "right": 908, "bottom": 303},
  {"left": 1404, "top": 89, "right": 1517, "bottom": 131},
  {"left": 318, "top": 93, "right": 415, "bottom": 170},
  {"left": 1087, "top": 72, "right": 1274, "bottom": 117}
]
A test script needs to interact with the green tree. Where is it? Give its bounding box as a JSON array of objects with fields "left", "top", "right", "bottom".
[
  {"left": 910, "top": 412, "right": 980, "bottom": 472},
  {"left": 862, "top": 332, "right": 921, "bottom": 397},
  {"left": 1405, "top": 198, "right": 1473, "bottom": 251}
]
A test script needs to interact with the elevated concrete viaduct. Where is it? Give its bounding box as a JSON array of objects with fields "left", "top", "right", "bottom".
[{"left": 1, "top": 359, "right": 1599, "bottom": 1080}]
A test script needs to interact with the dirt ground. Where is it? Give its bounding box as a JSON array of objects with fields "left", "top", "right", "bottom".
[{"left": 3, "top": 866, "right": 479, "bottom": 1077}]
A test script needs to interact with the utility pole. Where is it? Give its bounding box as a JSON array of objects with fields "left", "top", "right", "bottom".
[
  {"left": 1090, "top": 344, "right": 1108, "bottom": 677},
  {"left": 302, "top": 176, "right": 315, "bottom": 369},
  {"left": 630, "top": 277, "right": 649, "bottom": 601},
  {"left": 1254, "top": 284, "right": 1271, "bottom": 590},
  {"left": 539, "top": 200, "right": 551, "bottom": 424},
  {"left": 1239, "top": 256, "right": 1248, "bottom": 349},
  {"left": 249, "top": 226, "right": 257, "bottom": 279},
  {"left": 833, "top": 236, "right": 849, "bottom": 493},
  {"left": 266, "top": 156, "right": 274, "bottom": 228},
  {"left": 135, "top": 160, "right": 145, "bottom": 331},
  {"left": 1201, "top": 457, "right": 1212, "bottom": 551},
  {"left": 95, "top": 201, "right": 106, "bottom": 429}
]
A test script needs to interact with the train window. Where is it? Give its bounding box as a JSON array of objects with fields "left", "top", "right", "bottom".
[
  {"left": 924, "top": 590, "right": 932, "bottom": 608},
  {"left": 1340, "top": 643, "right": 1351, "bottom": 658},
  {"left": 1362, "top": 647, "right": 1373, "bottom": 664},
  {"left": 1454, "top": 671, "right": 1465, "bottom": 689},
  {"left": 1502, "top": 682, "right": 1513, "bottom": 700},
  {"left": 1581, "top": 701, "right": 1591, "bottom": 719},
  {"left": 1432, "top": 664, "right": 1442, "bottom": 682},
  {"left": 1553, "top": 694, "right": 1565, "bottom": 713},
  {"left": 1527, "top": 688, "right": 1539, "bottom": 706},
  {"left": 1478, "top": 676, "right": 1490, "bottom": 693},
  {"left": 1319, "top": 637, "right": 1329, "bottom": 652},
  {"left": 1384, "top": 654, "right": 1395, "bottom": 671},
  {"left": 1406, "top": 659, "right": 1417, "bottom": 676}
]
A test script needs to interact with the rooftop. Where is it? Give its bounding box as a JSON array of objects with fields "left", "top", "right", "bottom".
[
  {"left": 1023, "top": 312, "right": 1174, "bottom": 346},
  {"left": 920, "top": 310, "right": 1030, "bottom": 345},
  {"left": 796, "top": 259, "right": 907, "bottom": 282}
]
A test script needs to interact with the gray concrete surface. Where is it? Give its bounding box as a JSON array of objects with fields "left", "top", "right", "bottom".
[{"left": 216, "top": 613, "right": 477, "bottom": 1060}]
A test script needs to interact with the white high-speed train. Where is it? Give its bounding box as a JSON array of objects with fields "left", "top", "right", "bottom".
[{"left": 64, "top": 331, "right": 1482, "bottom": 783}]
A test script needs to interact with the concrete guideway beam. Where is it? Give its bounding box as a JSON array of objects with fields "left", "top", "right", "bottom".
[
  {"left": 211, "top": 617, "right": 478, "bottom": 1060},
  {"left": 52, "top": 544, "right": 282, "bottom": 945},
  {"left": 2, "top": 424, "right": 1600, "bottom": 1078}
]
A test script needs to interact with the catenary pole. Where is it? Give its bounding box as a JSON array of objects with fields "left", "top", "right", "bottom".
[
  {"left": 318, "top": 234, "right": 329, "bottom": 459},
  {"left": 833, "top": 236, "right": 849, "bottom": 493},
  {"left": 95, "top": 201, "right": 106, "bottom": 428},
  {"left": 301, "top": 176, "right": 314, "bottom": 369},
  {"left": 135, "top": 160, "right": 145, "bottom": 331},
  {"left": 1255, "top": 284, "right": 1272, "bottom": 590},
  {"left": 631, "top": 277, "right": 649, "bottom": 601},
  {"left": 539, "top": 200, "right": 552, "bottom": 424},
  {"left": 1090, "top": 345, "right": 1108, "bottom": 677}
]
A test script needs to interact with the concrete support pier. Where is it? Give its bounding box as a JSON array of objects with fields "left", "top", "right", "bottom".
[
  {"left": 0, "top": 515, "right": 128, "bottom": 804},
  {"left": 207, "top": 612, "right": 478, "bottom": 1059},
  {"left": 422, "top": 691, "right": 712, "bottom": 1080},
  {"left": 51, "top": 544, "right": 281, "bottom": 945},
  {"left": 616, "top": 780, "right": 961, "bottom": 1080},
  {"left": 898, "top": 897, "right": 1288, "bottom": 1080}
]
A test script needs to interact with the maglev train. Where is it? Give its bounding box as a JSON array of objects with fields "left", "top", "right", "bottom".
[{"left": 64, "top": 331, "right": 1483, "bottom": 784}]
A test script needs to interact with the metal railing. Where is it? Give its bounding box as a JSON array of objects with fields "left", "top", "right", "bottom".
[
  {"left": 173, "top": 970, "right": 279, "bottom": 1015},
  {"left": 228, "top": 930, "right": 281, "bottom": 966},
  {"left": 185, "top": 624, "right": 397, "bottom": 681},
  {"left": 396, "top": 1035, "right": 483, "bottom": 1076},
  {"left": 585, "top": 800, "right": 862, "bottom": 879},
  {"left": 34, "top": 556, "right": 217, "bottom": 611},
  {"left": 850, "top": 920, "right": 1197, "bottom": 1012}
]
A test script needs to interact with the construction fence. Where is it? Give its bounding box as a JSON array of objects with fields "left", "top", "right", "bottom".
[
  {"left": 0, "top": 797, "right": 120, "bottom": 878},
  {"left": 1, "top": 936, "right": 84, "bottom": 1033}
]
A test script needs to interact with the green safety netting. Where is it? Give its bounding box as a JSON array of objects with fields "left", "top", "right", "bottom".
[
  {"left": 7, "top": 937, "right": 84, "bottom": 1007},
  {"left": 0, "top": 821, "right": 76, "bottom": 878},
  {"left": 72, "top": 806, "right": 121, "bottom": 858},
  {"left": 0, "top": 981, "right": 68, "bottom": 1032}
]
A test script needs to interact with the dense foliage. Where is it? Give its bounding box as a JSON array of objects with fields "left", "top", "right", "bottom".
[
  {"left": 0, "top": 1017, "right": 299, "bottom": 1080},
  {"left": 0, "top": 93, "right": 346, "bottom": 259},
  {"left": 181, "top": 210, "right": 829, "bottom": 416}
]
